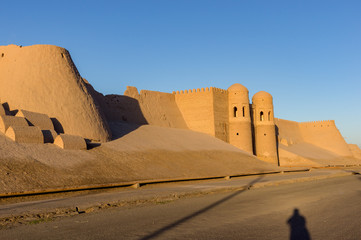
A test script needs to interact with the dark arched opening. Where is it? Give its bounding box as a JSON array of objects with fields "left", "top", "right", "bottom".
[
  {"left": 242, "top": 106, "right": 245, "bottom": 117},
  {"left": 260, "top": 111, "right": 264, "bottom": 121},
  {"left": 233, "top": 107, "right": 237, "bottom": 117},
  {"left": 268, "top": 111, "right": 271, "bottom": 121}
]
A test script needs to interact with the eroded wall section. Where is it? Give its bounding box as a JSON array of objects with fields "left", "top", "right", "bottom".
[
  {"left": 276, "top": 118, "right": 352, "bottom": 157},
  {"left": 299, "top": 120, "right": 352, "bottom": 157},
  {"left": 0, "top": 44, "right": 111, "bottom": 141},
  {"left": 103, "top": 86, "right": 188, "bottom": 129}
]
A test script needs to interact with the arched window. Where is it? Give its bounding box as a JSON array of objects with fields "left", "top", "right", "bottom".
[
  {"left": 242, "top": 106, "right": 245, "bottom": 117},
  {"left": 233, "top": 107, "right": 237, "bottom": 117},
  {"left": 260, "top": 111, "right": 264, "bottom": 121},
  {"left": 268, "top": 111, "right": 271, "bottom": 121}
]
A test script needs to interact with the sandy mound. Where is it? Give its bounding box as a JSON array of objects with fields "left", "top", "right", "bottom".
[
  {"left": 0, "top": 123, "right": 278, "bottom": 193},
  {"left": 0, "top": 44, "right": 110, "bottom": 141}
]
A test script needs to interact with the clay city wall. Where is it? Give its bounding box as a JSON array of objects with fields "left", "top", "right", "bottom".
[
  {"left": 103, "top": 86, "right": 188, "bottom": 129},
  {"left": 108, "top": 86, "right": 229, "bottom": 142},
  {"left": 174, "top": 87, "right": 216, "bottom": 136},
  {"left": 275, "top": 118, "right": 352, "bottom": 157},
  {"left": 0, "top": 44, "right": 355, "bottom": 158},
  {"left": 212, "top": 88, "right": 229, "bottom": 142},
  {"left": 274, "top": 118, "right": 304, "bottom": 146},
  {"left": 298, "top": 120, "right": 352, "bottom": 156},
  {"left": 137, "top": 90, "right": 188, "bottom": 128},
  {"left": 348, "top": 144, "right": 361, "bottom": 159},
  {"left": 0, "top": 44, "right": 111, "bottom": 142}
]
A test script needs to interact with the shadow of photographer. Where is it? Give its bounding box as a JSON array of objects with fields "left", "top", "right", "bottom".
[{"left": 287, "top": 208, "right": 311, "bottom": 240}]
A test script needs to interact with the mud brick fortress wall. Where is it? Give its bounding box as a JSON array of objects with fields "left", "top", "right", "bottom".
[
  {"left": 0, "top": 44, "right": 357, "bottom": 162},
  {"left": 275, "top": 119, "right": 352, "bottom": 157},
  {"left": 173, "top": 84, "right": 279, "bottom": 164},
  {"left": 173, "top": 87, "right": 228, "bottom": 141},
  {"left": 172, "top": 84, "right": 354, "bottom": 164}
]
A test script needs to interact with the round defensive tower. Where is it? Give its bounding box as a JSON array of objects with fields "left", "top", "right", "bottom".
[
  {"left": 252, "top": 91, "right": 278, "bottom": 165},
  {"left": 227, "top": 83, "right": 253, "bottom": 154}
]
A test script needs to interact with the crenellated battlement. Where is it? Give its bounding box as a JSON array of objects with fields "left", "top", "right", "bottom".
[
  {"left": 299, "top": 120, "right": 335, "bottom": 128},
  {"left": 172, "top": 87, "right": 227, "bottom": 95}
]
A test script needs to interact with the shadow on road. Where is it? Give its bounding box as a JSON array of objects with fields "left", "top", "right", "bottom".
[
  {"left": 287, "top": 208, "right": 311, "bottom": 240},
  {"left": 140, "top": 176, "right": 264, "bottom": 240}
]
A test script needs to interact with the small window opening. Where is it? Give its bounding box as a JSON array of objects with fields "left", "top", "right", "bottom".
[
  {"left": 233, "top": 107, "right": 237, "bottom": 117},
  {"left": 260, "top": 111, "right": 264, "bottom": 121},
  {"left": 264, "top": 133, "right": 267, "bottom": 136},
  {"left": 268, "top": 111, "right": 271, "bottom": 121},
  {"left": 61, "top": 53, "right": 64, "bottom": 58},
  {"left": 236, "top": 133, "right": 239, "bottom": 135},
  {"left": 242, "top": 106, "right": 245, "bottom": 117},
  {"left": 1, "top": 53, "right": 4, "bottom": 57}
]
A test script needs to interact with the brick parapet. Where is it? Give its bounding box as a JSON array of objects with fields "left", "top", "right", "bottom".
[
  {"left": 299, "top": 120, "right": 335, "bottom": 128},
  {"left": 172, "top": 87, "right": 228, "bottom": 95}
]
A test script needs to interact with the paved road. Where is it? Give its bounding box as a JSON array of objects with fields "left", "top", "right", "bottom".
[{"left": 2, "top": 175, "right": 361, "bottom": 239}]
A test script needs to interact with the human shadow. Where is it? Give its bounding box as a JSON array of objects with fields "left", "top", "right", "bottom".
[
  {"left": 140, "top": 176, "right": 264, "bottom": 240},
  {"left": 287, "top": 208, "right": 311, "bottom": 240}
]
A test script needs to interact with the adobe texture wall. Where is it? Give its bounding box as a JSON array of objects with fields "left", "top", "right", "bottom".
[
  {"left": 102, "top": 86, "right": 188, "bottom": 129},
  {"left": 274, "top": 118, "right": 303, "bottom": 146},
  {"left": 299, "top": 120, "right": 352, "bottom": 157},
  {"left": 212, "top": 88, "right": 228, "bottom": 142},
  {"left": 0, "top": 44, "right": 111, "bottom": 141},
  {"left": 348, "top": 144, "right": 361, "bottom": 159},
  {"left": 136, "top": 89, "right": 188, "bottom": 128},
  {"left": 275, "top": 118, "right": 354, "bottom": 165},
  {"left": 174, "top": 88, "right": 215, "bottom": 136}
]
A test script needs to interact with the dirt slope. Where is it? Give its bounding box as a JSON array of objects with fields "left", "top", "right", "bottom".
[{"left": 0, "top": 123, "right": 278, "bottom": 193}]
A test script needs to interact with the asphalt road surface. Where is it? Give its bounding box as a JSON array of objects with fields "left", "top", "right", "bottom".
[{"left": 2, "top": 175, "right": 361, "bottom": 240}]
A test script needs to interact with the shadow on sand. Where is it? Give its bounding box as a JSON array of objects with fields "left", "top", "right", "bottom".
[
  {"left": 140, "top": 176, "right": 264, "bottom": 240},
  {"left": 287, "top": 208, "right": 311, "bottom": 240}
]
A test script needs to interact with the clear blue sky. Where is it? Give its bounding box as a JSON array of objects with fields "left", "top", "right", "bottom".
[{"left": 2, "top": 0, "right": 360, "bottom": 146}]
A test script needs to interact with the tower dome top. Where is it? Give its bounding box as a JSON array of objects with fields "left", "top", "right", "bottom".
[
  {"left": 252, "top": 91, "right": 273, "bottom": 101},
  {"left": 228, "top": 83, "right": 248, "bottom": 92}
]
